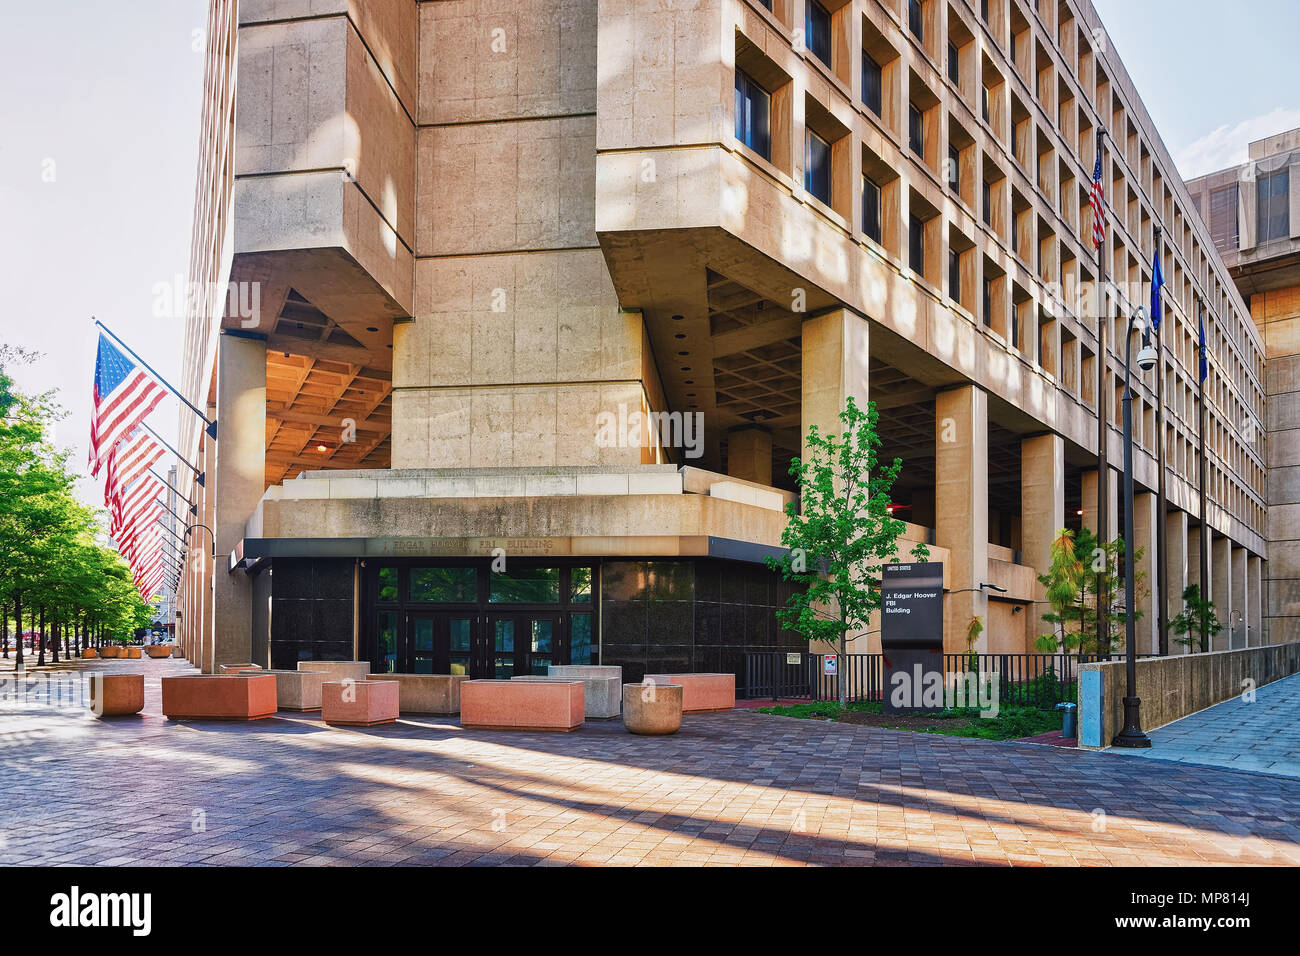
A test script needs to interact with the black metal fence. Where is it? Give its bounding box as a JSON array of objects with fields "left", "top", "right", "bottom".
[{"left": 742, "top": 651, "right": 1159, "bottom": 709}]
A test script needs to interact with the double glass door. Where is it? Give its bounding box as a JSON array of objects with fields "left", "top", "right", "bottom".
[{"left": 397, "top": 612, "right": 563, "bottom": 679}]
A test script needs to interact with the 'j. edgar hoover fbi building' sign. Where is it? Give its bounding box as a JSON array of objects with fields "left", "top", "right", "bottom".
[{"left": 881, "top": 562, "right": 944, "bottom": 715}]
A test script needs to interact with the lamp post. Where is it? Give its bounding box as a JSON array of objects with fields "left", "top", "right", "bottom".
[{"left": 1113, "top": 306, "right": 1156, "bottom": 748}]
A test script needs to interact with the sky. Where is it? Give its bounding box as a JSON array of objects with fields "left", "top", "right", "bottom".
[{"left": 0, "top": 0, "right": 1297, "bottom": 509}]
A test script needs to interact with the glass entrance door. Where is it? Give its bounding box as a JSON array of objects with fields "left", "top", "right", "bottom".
[
  {"left": 406, "top": 614, "right": 476, "bottom": 675},
  {"left": 482, "top": 612, "right": 565, "bottom": 679}
]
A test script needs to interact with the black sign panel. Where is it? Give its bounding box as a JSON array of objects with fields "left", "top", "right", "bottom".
[{"left": 880, "top": 562, "right": 944, "bottom": 649}]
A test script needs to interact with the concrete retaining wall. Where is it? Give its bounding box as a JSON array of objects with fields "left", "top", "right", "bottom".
[{"left": 1078, "top": 642, "right": 1300, "bottom": 748}]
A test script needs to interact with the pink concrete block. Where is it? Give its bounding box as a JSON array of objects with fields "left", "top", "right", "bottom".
[
  {"left": 321, "top": 680, "right": 400, "bottom": 727},
  {"left": 460, "top": 680, "right": 585, "bottom": 732},
  {"left": 643, "top": 673, "right": 735, "bottom": 713},
  {"left": 161, "top": 674, "right": 278, "bottom": 721},
  {"left": 88, "top": 674, "right": 144, "bottom": 718}
]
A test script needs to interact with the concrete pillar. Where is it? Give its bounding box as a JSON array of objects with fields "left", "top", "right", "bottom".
[
  {"left": 1230, "top": 546, "right": 1247, "bottom": 649},
  {"left": 1165, "top": 510, "right": 1188, "bottom": 652},
  {"left": 1132, "top": 491, "right": 1159, "bottom": 655},
  {"left": 727, "top": 426, "right": 773, "bottom": 486},
  {"left": 1248, "top": 554, "right": 1264, "bottom": 646},
  {"left": 1020, "top": 433, "right": 1064, "bottom": 649},
  {"left": 800, "top": 309, "right": 870, "bottom": 653},
  {"left": 200, "top": 429, "right": 216, "bottom": 673},
  {"left": 1211, "top": 535, "right": 1232, "bottom": 652},
  {"left": 211, "top": 333, "right": 267, "bottom": 670},
  {"left": 1081, "top": 466, "right": 1119, "bottom": 542},
  {"left": 936, "top": 386, "right": 989, "bottom": 655}
]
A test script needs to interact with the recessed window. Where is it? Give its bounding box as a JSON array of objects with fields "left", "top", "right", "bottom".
[
  {"left": 1209, "top": 185, "right": 1238, "bottom": 250},
  {"left": 909, "top": 103, "right": 923, "bottom": 155},
  {"left": 983, "top": 276, "right": 993, "bottom": 326},
  {"left": 806, "top": 0, "right": 832, "bottom": 68},
  {"left": 863, "top": 174, "right": 882, "bottom": 243},
  {"left": 948, "top": 144, "right": 959, "bottom": 190},
  {"left": 981, "top": 0, "right": 990, "bottom": 23},
  {"left": 734, "top": 68, "right": 771, "bottom": 160},
  {"left": 908, "top": 0, "right": 923, "bottom": 42},
  {"left": 949, "top": 249, "right": 961, "bottom": 302},
  {"left": 862, "top": 51, "right": 882, "bottom": 116},
  {"left": 805, "top": 129, "right": 832, "bottom": 205},
  {"left": 1258, "top": 169, "right": 1290, "bottom": 243},
  {"left": 909, "top": 214, "right": 924, "bottom": 274},
  {"left": 982, "top": 179, "right": 992, "bottom": 226},
  {"left": 947, "top": 41, "right": 959, "bottom": 84},
  {"left": 981, "top": 84, "right": 990, "bottom": 122},
  {"left": 410, "top": 567, "right": 477, "bottom": 603}
]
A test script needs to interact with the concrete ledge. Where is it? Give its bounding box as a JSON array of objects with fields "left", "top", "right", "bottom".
[
  {"left": 219, "top": 663, "right": 263, "bottom": 674},
  {"left": 1079, "top": 642, "right": 1300, "bottom": 748},
  {"left": 161, "top": 674, "right": 278, "bottom": 721},
  {"left": 366, "top": 673, "right": 469, "bottom": 714},
  {"left": 262, "top": 669, "right": 328, "bottom": 711},
  {"left": 321, "top": 679, "right": 399, "bottom": 727},
  {"left": 544, "top": 665, "right": 623, "bottom": 718},
  {"left": 461, "top": 680, "right": 584, "bottom": 732},
  {"left": 296, "top": 660, "right": 370, "bottom": 682},
  {"left": 89, "top": 674, "right": 144, "bottom": 718},
  {"left": 643, "top": 673, "right": 735, "bottom": 713},
  {"left": 622, "top": 682, "right": 682, "bottom": 735}
]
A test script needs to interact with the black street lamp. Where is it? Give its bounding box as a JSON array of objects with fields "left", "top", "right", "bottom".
[{"left": 1113, "top": 306, "right": 1156, "bottom": 748}]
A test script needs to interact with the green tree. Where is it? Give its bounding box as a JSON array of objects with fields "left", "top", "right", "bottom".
[
  {"left": 1169, "top": 584, "right": 1222, "bottom": 653},
  {"left": 1036, "top": 526, "right": 1145, "bottom": 655},
  {"left": 1035, "top": 529, "right": 1084, "bottom": 652},
  {"left": 766, "top": 397, "right": 927, "bottom": 708}
]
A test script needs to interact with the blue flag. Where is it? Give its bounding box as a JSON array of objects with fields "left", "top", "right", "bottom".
[
  {"left": 1198, "top": 313, "right": 1208, "bottom": 383},
  {"left": 1150, "top": 244, "right": 1164, "bottom": 332}
]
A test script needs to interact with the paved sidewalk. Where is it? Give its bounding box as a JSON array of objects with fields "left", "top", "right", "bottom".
[
  {"left": 1105, "top": 671, "right": 1300, "bottom": 778},
  {"left": 1, "top": 656, "right": 1298, "bottom": 866}
]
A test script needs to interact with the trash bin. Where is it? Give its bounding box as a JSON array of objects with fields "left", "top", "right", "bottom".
[{"left": 1055, "top": 702, "right": 1077, "bottom": 738}]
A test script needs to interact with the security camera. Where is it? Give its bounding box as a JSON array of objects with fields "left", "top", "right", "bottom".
[{"left": 1136, "top": 344, "right": 1157, "bottom": 371}]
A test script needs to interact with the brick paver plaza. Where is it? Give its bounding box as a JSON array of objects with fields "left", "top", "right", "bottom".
[{"left": 1, "top": 658, "right": 1298, "bottom": 866}]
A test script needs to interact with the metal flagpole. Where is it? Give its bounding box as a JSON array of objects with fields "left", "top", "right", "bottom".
[
  {"left": 151, "top": 468, "right": 198, "bottom": 514},
  {"left": 1197, "top": 297, "right": 1212, "bottom": 653},
  {"left": 1095, "top": 127, "right": 1110, "bottom": 655},
  {"left": 93, "top": 318, "right": 217, "bottom": 439},
  {"left": 1153, "top": 227, "right": 1170, "bottom": 655},
  {"left": 140, "top": 420, "right": 205, "bottom": 486}
]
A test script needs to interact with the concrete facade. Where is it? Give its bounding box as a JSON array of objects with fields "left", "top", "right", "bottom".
[{"left": 174, "top": 0, "right": 1268, "bottom": 677}]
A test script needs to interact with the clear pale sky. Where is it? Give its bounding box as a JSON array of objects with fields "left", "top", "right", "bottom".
[{"left": 0, "top": 0, "right": 1296, "bottom": 507}]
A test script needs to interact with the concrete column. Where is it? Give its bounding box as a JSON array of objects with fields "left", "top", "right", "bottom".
[
  {"left": 1132, "top": 491, "right": 1159, "bottom": 655},
  {"left": 1211, "top": 535, "right": 1232, "bottom": 652},
  {"left": 1020, "top": 433, "right": 1064, "bottom": 648},
  {"left": 1248, "top": 554, "right": 1264, "bottom": 646},
  {"left": 1080, "top": 466, "right": 1119, "bottom": 541},
  {"left": 211, "top": 333, "right": 266, "bottom": 670},
  {"left": 1165, "top": 509, "right": 1188, "bottom": 652},
  {"left": 727, "top": 426, "right": 773, "bottom": 486},
  {"left": 1230, "top": 546, "right": 1247, "bottom": 649},
  {"left": 936, "top": 386, "right": 989, "bottom": 654},
  {"left": 801, "top": 309, "right": 870, "bottom": 653},
  {"left": 200, "top": 428, "right": 216, "bottom": 673}
]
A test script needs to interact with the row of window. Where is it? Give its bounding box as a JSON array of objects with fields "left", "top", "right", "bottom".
[{"left": 1200, "top": 170, "right": 1291, "bottom": 254}]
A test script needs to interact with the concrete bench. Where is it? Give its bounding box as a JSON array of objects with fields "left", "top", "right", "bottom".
[
  {"left": 261, "top": 669, "right": 328, "bottom": 711},
  {"left": 622, "top": 682, "right": 682, "bottom": 735},
  {"left": 88, "top": 674, "right": 144, "bottom": 718},
  {"left": 144, "top": 646, "right": 173, "bottom": 659},
  {"left": 296, "top": 660, "right": 370, "bottom": 682},
  {"left": 161, "top": 674, "right": 278, "bottom": 721},
  {"left": 461, "top": 680, "right": 584, "bottom": 732},
  {"left": 367, "top": 673, "right": 469, "bottom": 715},
  {"left": 643, "top": 673, "right": 735, "bottom": 713},
  {"left": 218, "top": 663, "right": 263, "bottom": 674},
  {"left": 545, "top": 665, "right": 623, "bottom": 719},
  {"left": 321, "top": 679, "right": 399, "bottom": 727}
]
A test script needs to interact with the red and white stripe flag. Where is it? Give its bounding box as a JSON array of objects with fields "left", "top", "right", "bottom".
[
  {"left": 89, "top": 334, "right": 166, "bottom": 478},
  {"left": 105, "top": 430, "right": 164, "bottom": 508},
  {"left": 111, "top": 475, "right": 163, "bottom": 535},
  {"left": 1088, "top": 150, "right": 1107, "bottom": 249}
]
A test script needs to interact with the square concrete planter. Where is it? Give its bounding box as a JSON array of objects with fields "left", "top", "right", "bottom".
[
  {"left": 261, "top": 669, "right": 328, "bottom": 711},
  {"left": 622, "top": 682, "right": 682, "bottom": 735},
  {"left": 546, "top": 665, "right": 623, "bottom": 718},
  {"left": 88, "top": 673, "right": 145, "bottom": 718},
  {"left": 643, "top": 673, "right": 735, "bottom": 713},
  {"left": 98, "top": 646, "right": 121, "bottom": 659},
  {"left": 218, "top": 663, "right": 263, "bottom": 674},
  {"left": 461, "top": 679, "right": 584, "bottom": 732},
  {"left": 144, "top": 646, "right": 172, "bottom": 659},
  {"left": 366, "top": 673, "right": 469, "bottom": 714},
  {"left": 296, "top": 660, "right": 370, "bottom": 682},
  {"left": 171, "top": 647, "right": 185, "bottom": 658},
  {"left": 123, "top": 647, "right": 142, "bottom": 659},
  {"left": 161, "top": 674, "right": 278, "bottom": 721},
  {"left": 321, "top": 679, "right": 399, "bottom": 727},
  {"left": 81, "top": 648, "right": 97, "bottom": 659}
]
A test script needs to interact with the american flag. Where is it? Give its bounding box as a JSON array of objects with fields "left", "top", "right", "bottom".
[
  {"left": 104, "top": 430, "right": 164, "bottom": 508},
  {"left": 89, "top": 334, "right": 166, "bottom": 478},
  {"left": 1088, "top": 150, "right": 1107, "bottom": 249}
]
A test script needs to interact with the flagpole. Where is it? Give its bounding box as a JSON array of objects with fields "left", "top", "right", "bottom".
[
  {"left": 93, "top": 318, "right": 217, "bottom": 439},
  {"left": 1094, "top": 127, "right": 1110, "bottom": 656},
  {"left": 1197, "top": 297, "right": 1211, "bottom": 653},
  {"left": 140, "top": 421, "right": 205, "bottom": 486},
  {"left": 1153, "top": 226, "right": 1170, "bottom": 656},
  {"left": 150, "top": 468, "right": 198, "bottom": 515}
]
